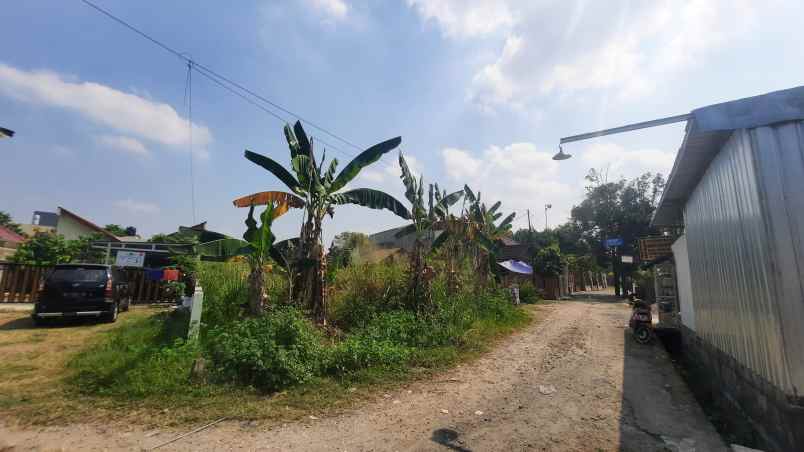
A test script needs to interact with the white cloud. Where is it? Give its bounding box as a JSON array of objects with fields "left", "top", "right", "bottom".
[
  {"left": 0, "top": 63, "right": 211, "bottom": 157},
  {"left": 579, "top": 142, "right": 675, "bottom": 179},
  {"left": 113, "top": 199, "right": 160, "bottom": 216},
  {"left": 451, "top": 0, "right": 757, "bottom": 111},
  {"left": 407, "top": 0, "right": 515, "bottom": 39},
  {"left": 442, "top": 142, "right": 576, "bottom": 230},
  {"left": 302, "top": 0, "right": 349, "bottom": 22},
  {"left": 96, "top": 135, "right": 150, "bottom": 158}
]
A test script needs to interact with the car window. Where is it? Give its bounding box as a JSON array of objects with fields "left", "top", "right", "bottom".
[{"left": 48, "top": 268, "right": 108, "bottom": 283}]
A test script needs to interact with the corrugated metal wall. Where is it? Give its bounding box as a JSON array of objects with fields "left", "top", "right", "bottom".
[
  {"left": 752, "top": 122, "right": 804, "bottom": 398},
  {"left": 684, "top": 128, "right": 795, "bottom": 396}
]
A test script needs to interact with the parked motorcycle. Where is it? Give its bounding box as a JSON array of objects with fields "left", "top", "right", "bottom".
[{"left": 629, "top": 298, "right": 653, "bottom": 344}]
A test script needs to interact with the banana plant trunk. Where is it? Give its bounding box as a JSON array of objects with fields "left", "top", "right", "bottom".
[
  {"left": 408, "top": 237, "right": 432, "bottom": 312},
  {"left": 247, "top": 265, "right": 266, "bottom": 316},
  {"left": 296, "top": 210, "right": 328, "bottom": 324}
]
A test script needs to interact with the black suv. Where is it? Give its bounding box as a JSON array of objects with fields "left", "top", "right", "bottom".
[{"left": 33, "top": 264, "right": 132, "bottom": 325}]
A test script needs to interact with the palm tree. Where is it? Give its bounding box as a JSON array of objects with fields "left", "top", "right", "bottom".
[
  {"left": 395, "top": 154, "right": 463, "bottom": 308},
  {"left": 244, "top": 121, "right": 410, "bottom": 323}
]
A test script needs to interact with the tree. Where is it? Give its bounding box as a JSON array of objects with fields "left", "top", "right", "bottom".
[
  {"left": 569, "top": 169, "right": 666, "bottom": 296},
  {"left": 243, "top": 121, "right": 409, "bottom": 324},
  {"left": 11, "top": 233, "right": 74, "bottom": 265},
  {"left": 463, "top": 185, "right": 515, "bottom": 286},
  {"left": 0, "top": 211, "right": 24, "bottom": 236},
  {"left": 104, "top": 224, "right": 137, "bottom": 237},
  {"left": 393, "top": 153, "right": 463, "bottom": 308},
  {"left": 533, "top": 243, "right": 562, "bottom": 278}
]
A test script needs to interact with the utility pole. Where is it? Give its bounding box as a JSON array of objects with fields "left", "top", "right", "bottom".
[{"left": 527, "top": 209, "right": 533, "bottom": 233}]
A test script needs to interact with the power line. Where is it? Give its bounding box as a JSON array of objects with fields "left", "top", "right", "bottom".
[{"left": 81, "top": 0, "right": 367, "bottom": 154}]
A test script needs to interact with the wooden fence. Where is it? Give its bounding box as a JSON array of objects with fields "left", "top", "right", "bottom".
[{"left": 0, "top": 263, "right": 175, "bottom": 304}]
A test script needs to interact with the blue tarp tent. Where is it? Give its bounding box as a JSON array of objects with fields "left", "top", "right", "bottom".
[{"left": 497, "top": 260, "right": 533, "bottom": 275}]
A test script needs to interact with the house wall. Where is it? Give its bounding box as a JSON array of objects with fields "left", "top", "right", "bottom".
[
  {"left": 681, "top": 124, "right": 804, "bottom": 451},
  {"left": 671, "top": 235, "right": 695, "bottom": 331},
  {"left": 684, "top": 128, "right": 792, "bottom": 397},
  {"left": 56, "top": 214, "right": 97, "bottom": 241},
  {"left": 751, "top": 121, "right": 804, "bottom": 400}
]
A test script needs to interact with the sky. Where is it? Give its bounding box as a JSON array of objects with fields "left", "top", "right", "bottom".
[{"left": 2, "top": 0, "right": 804, "bottom": 246}]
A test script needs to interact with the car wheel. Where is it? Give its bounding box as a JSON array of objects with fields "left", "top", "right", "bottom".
[{"left": 104, "top": 302, "right": 119, "bottom": 323}]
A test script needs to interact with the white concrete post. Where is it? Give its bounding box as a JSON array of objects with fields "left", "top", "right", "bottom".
[{"left": 187, "top": 285, "right": 203, "bottom": 341}]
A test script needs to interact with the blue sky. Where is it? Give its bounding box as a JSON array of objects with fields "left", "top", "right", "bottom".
[{"left": 2, "top": 0, "right": 803, "bottom": 246}]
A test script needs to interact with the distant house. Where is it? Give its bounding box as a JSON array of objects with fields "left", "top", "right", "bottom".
[
  {"left": 368, "top": 226, "right": 444, "bottom": 252},
  {"left": 54, "top": 207, "right": 119, "bottom": 242},
  {"left": 0, "top": 225, "right": 25, "bottom": 261},
  {"left": 495, "top": 236, "right": 529, "bottom": 261}
]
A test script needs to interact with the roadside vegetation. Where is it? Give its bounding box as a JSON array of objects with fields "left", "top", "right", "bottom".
[{"left": 0, "top": 121, "right": 538, "bottom": 426}]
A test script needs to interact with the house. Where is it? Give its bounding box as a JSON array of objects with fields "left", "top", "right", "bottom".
[
  {"left": 0, "top": 225, "right": 25, "bottom": 261},
  {"left": 652, "top": 86, "right": 804, "bottom": 451},
  {"left": 54, "top": 207, "right": 119, "bottom": 242},
  {"left": 369, "top": 225, "right": 440, "bottom": 252}
]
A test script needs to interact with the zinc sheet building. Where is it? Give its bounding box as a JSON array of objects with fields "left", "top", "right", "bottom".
[{"left": 652, "top": 86, "right": 804, "bottom": 451}]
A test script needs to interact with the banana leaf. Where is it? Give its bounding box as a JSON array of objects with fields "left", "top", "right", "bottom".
[
  {"left": 463, "top": 184, "right": 476, "bottom": 203},
  {"left": 497, "top": 212, "right": 516, "bottom": 231},
  {"left": 232, "top": 191, "right": 306, "bottom": 218},
  {"left": 434, "top": 190, "right": 464, "bottom": 217},
  {"left": 244, "top": 150, "right": 302, "bottom": 194},
  {"left": 197, "top": 238, "right": 252, "bottom": 259},
  {"left": 430, "top": 230, "right": 450, "bottom": 252},
  {"left": 330, "top": 188, "right": 411, "bottom": 220},
  {"left": 400, "top": 153, "right": 419, "bottom": 205},
  {"left": 330, "top": 136, "right": 402, "bottom": 193}
]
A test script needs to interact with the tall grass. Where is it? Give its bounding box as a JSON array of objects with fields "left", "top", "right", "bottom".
[{"left": 67, "top": 260, "right": 530, "bottom": 402}]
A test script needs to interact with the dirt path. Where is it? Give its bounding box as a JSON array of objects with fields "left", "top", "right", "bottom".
[{"left": 0, "top": 297, "right": 727, "bottom": 451}]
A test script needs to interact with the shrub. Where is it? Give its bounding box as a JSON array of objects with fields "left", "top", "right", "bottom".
[
  {"left": 325, "top": 335, "right": 411, "bottom": 375},
  {"left": 206, "top": 308, "right": 324, "bottom": 391},
  {"left": 518, "top": 281, "right": 541, "bottom": 304},
  {"left": 329, "top": 261, "right": 407, "bottom": 330}
]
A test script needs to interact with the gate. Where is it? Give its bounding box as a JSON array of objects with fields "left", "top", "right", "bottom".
[{"left": 0, "top": 263, "right": 176, "bottom": 304}]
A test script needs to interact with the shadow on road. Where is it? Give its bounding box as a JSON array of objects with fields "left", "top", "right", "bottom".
[{"left": 618, "top": 326, "right": 728, "bottom": 451}]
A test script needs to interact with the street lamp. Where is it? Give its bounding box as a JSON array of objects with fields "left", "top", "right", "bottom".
[
  {"left": 544, "top": 204, "right": 552, "bottom": 230},
  {"left": 0, "top": 127, "right": 14, "bottom": 139},
  {"left": 552, "top": 145, "right": 571, "bottom": 161}
]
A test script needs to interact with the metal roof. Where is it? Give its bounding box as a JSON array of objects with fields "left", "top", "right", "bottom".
[{"left": 652, "top": 85, "right": 804, "bottom": 226}]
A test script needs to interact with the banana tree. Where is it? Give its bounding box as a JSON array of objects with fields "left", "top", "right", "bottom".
[
  {"left": 244, "top": 121, "right": 410, "bottom": 324},
  {"left": 462, "top": 185, "right": 515, "bottom": 286},
  {"left": 395, "top": 153, "right": 463, "bottom": 307}
]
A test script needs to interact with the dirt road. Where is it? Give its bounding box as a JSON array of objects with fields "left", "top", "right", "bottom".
[{"left": 1, "top": 297, "right": 726, "bottom": 451}]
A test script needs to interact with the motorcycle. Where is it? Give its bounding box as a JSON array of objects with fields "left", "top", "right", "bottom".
[{"left": 629, "top": 298, "right": 653, "bottom": 344}]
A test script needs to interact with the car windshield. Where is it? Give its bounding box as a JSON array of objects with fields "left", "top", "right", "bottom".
[{"left": 48, "top": 268, "right": 108, "bottom": 284}]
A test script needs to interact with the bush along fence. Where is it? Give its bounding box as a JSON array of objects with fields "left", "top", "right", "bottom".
[{"left": 0, "top": 262, "right": 178, "bottom": 303}]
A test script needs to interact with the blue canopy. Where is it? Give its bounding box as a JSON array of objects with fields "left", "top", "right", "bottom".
[{"left": 497, "top": 259, "right": 533, "bottom": 275}]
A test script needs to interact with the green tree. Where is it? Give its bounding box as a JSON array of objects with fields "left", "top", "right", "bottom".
[
  {"left": 569, "top": 169, "right": 666, "bottom": 296},
  {"left": 103, "top": 224, "right": 137, "bottom": 237},
  {"left": 0, "top": 211, "right": 24, "bottom": 236},
  {"left": 243, "top": 121, "right": 409, "bottom": 324},
  {"left": 11, "top": 233, "right": 74, "bottom": 265},
  {"left": 533, "top": 243, "right": 562, "bottom": 278}
]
